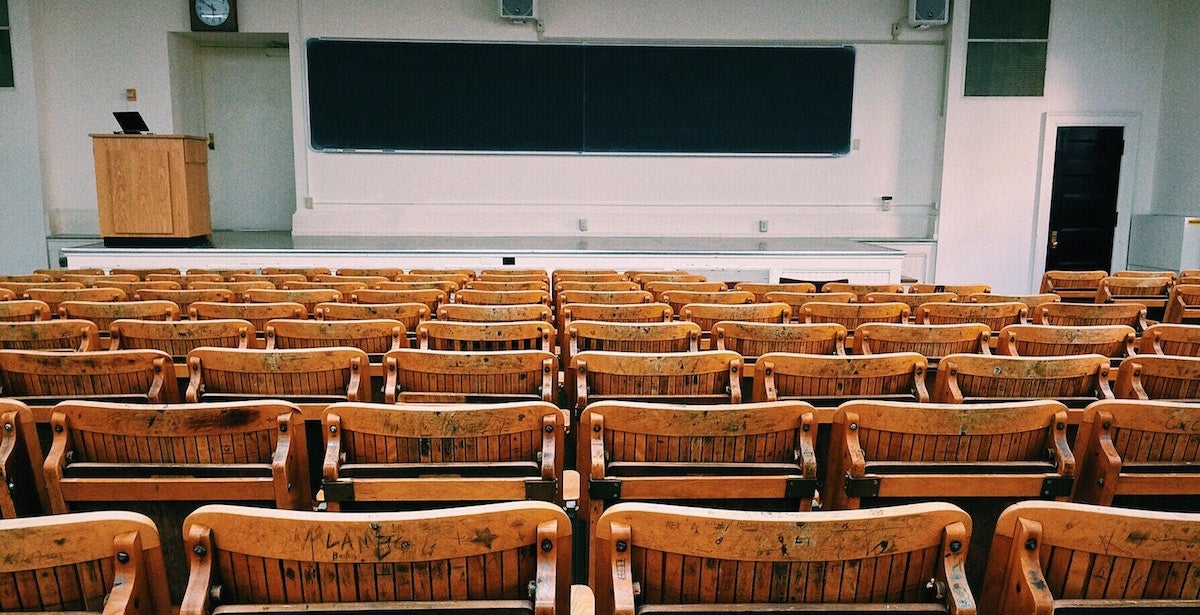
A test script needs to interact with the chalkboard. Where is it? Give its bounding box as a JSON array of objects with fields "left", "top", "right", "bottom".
[{"left": 307, "top": 39, "right": 855, "bottom": 155}]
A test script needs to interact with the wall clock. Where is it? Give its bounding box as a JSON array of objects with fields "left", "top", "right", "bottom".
[{"left": 190, "top": 0, "right": 238, "bottom": 32}]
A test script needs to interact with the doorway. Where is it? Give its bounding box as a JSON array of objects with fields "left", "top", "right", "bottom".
[
  {"left": 1044, "top": 126, "right": 1123, "bottom": 271},
  {"left": 200, "top": 46, "right": 295, "bottom": 231}
]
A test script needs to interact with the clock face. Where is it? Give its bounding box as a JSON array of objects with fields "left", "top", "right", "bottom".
[{"left": 195, "top": 0, "right": 231, "bottom": 26}]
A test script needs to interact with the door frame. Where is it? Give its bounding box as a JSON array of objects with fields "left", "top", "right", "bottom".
[{"left": 1031, "top": 112, "right": 1140, "bottom": 284}]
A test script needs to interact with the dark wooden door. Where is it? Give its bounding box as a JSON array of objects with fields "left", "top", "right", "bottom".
[{"left": 1045, "top": 126, "right": 1124, "bottom": 271}]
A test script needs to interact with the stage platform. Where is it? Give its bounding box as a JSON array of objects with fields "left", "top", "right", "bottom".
[{"left": 63, "top": 232, "right": 906, "bottom": 283}]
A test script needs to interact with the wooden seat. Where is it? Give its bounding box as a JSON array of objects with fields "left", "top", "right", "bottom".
[
  {"left": 145, "top": 272, "right": 225, "bottom": 286},
  {"left": 455, "top": 289, "right": 552, "bottom": 306},
  {"left": 1113, "top": 354, "right": 1200, "bottom": 400},
  {"left": 180, "top": 501, "right": 572, "bottom": 615},
  {"left": 552, "top": 270, "right": 624, "bottom": 285},
  {"left": 659, "top": 290, "right": 753, "bottom": 316},
  {"left": 855, "top": 322, "right": 991, "bottom": 363},
  {"left": 560, "top": 302, "right": 672, "bottom": 324},
  {"left": 980, "top": 501, "right": 1200, "bottom": 614},
  {"left": 764, "top": 291, "right": 856, "bottom": 320},
  {"left": 643, "top": 281, "right": 725, "bottom": 303},
  {"left": 1039, "top": 269, "right": 1108, "bottom": 301},
  {"left": 969, "top": 292, "right": 1060, "bottom": 309},
  {"left": 713, "top": 321, "right": 848, "bottom": 360},
  {"left": 437, "top": 303, "right": 553, "bottom": 323},
  {"left": 261, "top": 266, "right": 332, "bottom": 279},
  {"left": 313, "top": 274, "right": 391, "bottom": 286},
  {"left": 0, "top": 273, "right": 51, "bottom": 283},
  {"left": 594, "top": 501, "right": 974, "bottom": 614},
  {"left": 824, "top": 399, "right": 1074, "bottom": 510},
  {"left": 733, "top": 281, "right": 817, "bottom": 302},
  {"left": 555, "top": 280, "right": 639, "bottom": 293},
  {"left": 101, "top": 279, "right": 184, "bottom": 296},
  {"left": 682, "top": 300, "right": 788, "bottom": 328},
  {"left": 822, "top": 281, "right": 906, "bottom": 300},
  {"left": 375, "top": 279, "right": 461, "bottom": 295},
  {"left": 59, "top": 299, "right": 180, "bottom": 330},
  {"left": 229, "top": 272, "right": 307, "bottom": 286},
  {"left": 1162, "top": 283, "right": 1200, "bottom": 323},
  {"left": 909, "top": 283, "right": 992, "bottom": 301},
  {"left": 633, "top": 273, "right": 706, "bottom": 287},
  {"left": 1138, "top": 322, "right": 1200, "bottom": 355},
  {"left": 396, "top": 271, "right": 473, "bottom": 286},
  {"left": 314, "top": 301, "right": 429, "bottom": 331},
  {"left": 465, "top": 279, "right": 550, "bottom": 292},
  {"left": 34, "top": 268, "right": 106, "bottom": 281},
  {"left": 418, "top": 320, "right": 554, "bottom": 352},
  {"left": 266, "top": 317, "right": 407, "bottom": 356},
  {"left": 280, "top": 279, "right": 368, "bottom": 294},
  {"left": 0, "top": 510, "right": 171, "bottom": 615},
  {"left": 0, "top": 298, "right": 52, "bottom": 322},
  {"left": 110, "top": 318, "right": 252, "bottom": 358},
  {"left": 579, "top": 401, "right": 820, "bottom": 555},
  {"left": 60, "top": 273, "right": 140, "bottom": 286},
  {"left": 917, "top": 301, "right": 1027, "bottom": 331},
  {"left": 186, "top": 267, "right": 255, "bottom": 279},
  {"left": 997, "top": 324, "right": 1136, "bottom": 359},
  {"left": 1036, "top": 301, "right": 1149, "bottom": 331},
  {"left": 557, "top": 290, "right": 652, "bottom": 307},
  {"left": 866, "top": 291, "right": 958, "bottom": 313},
  {"left": 752, "top": 351, "right": 929, "bottom": 406},
  {"left": 1074, "top": 399, "right": 1200, "bottom": 506},
  {"left": 109, "top": 267, "right": 181, "bottom": 279},
  {"left": 0, "top": 349, "right": 177, "bottom": 404},
  {"left": 1096, "top": 275, "right": 1174, "bottom": 313},
  {"left": 186, "top": 347, "right": 371, "bottom": 403},
  {"left": 25, "top": 286, "right": 125, "bottom": 314},
  {"left": 0, "top": 399, "right": 47, "bottom": 517},
  {"left": 932, "top": 353, "right": 1112, "bottom": 406},
  {"left": 0, "top": 319, "right": 99, "bottom": 351},
  {"left": 480, "top": 268, "right": 548, "bottom": 279},
  {"left": 190, "top": 301, "right": 306, "bottom": 344},
  {"left": 321, "top": 401, "right": 567, "bottom": 510},
  {"left": 1115, "top": 269, "right": 1178, "bottom": 280},
  {"left": 244, "top": 288, "right": 342, "bottom": 314},
  {"left": 352, "top": 288, "right": 447, "bottom": 314},
  {"left": 331, "top": 267, "right": 405, "bottom": 278},
  {"left": 136, "top": 288, "right": 233, "bottom": 314},
  {"left": 384, "top": 348, "right": 556, "bottom": 404},
  {"left": 803, "top": 301, "right": 911, "bottom": 330},
  {"left": 565, "top": 321, "right": 701, "bottom": 383},
  {"left": 570, "top": 350, "right": 743, "bottom": 417},
  {"left": 188, "top": 280, "right": 275, "bottom": 293},
  {"left": 0, "top": 288, "right": 12, "bottom": 301},
  {"left": 0, "top": 280, "right": 85, "bottom": 296}
]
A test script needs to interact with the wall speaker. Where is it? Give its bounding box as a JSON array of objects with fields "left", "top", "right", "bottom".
[
  {"left": 909, "top": 0, "right": 949, "bottom": 27},
  {"left": 499, "top": 0, "right": 537, "bottom": 22}
]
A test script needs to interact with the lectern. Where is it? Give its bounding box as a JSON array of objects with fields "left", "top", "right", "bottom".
[{"left": 91, "top": 134, "right": 212, "bottom": 247}]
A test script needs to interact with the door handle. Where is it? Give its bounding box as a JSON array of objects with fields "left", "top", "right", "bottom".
[{"left": 1049, "top": 230, "right": 1059, "bottom": 250}]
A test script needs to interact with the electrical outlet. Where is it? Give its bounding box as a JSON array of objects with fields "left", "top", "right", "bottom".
[
  {"left": 579, "top": 218, "right": 588, "bottom": 231},
  {"left": 759, "top": 220, "right": 769, "bottom": 233},
  {"left": 881, "top": 196, "right": 893, "bottom": 211}
]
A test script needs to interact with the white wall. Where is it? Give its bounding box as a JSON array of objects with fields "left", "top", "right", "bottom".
[
  {"left": 936, "top": 0, "right": 1170, "bottom": 293},
  {"left": 0, "top": 0, "right": 50, "bottom": 271},
  {"left": 1153, "top": 0, "right": 1200, "bottom": 216}
]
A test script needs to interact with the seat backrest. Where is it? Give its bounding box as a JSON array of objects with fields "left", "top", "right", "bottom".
[
  {"left": 0, "top": 299, "right": 52, "bottom": 322},
  {"left": 1114, "top": 354, "right": 1200, "bottom": 400},
  {"left": 229, "top": 272, "right": 307, "bottom": 285},
  {"left": 1039, "top": 269, "right": 1108, "bottom": 296},
  {"left": 565, "top": 321, "right": 700, "bottom": 375},
  {"left": 752, "top": 351, "right": 929, "bottom": 406},
  {"left": 909, "top": 283, "right": 992, "bottom": 301},
  {"left": 594, "top": 501, "right": 973, "bottom": 614},
  {"left": 455, "top": 288, "right": 552, "bottom": 306},
  {"left": 1074, "top": 399, "right": 1200, "bottom": 505},
  {"left": 570, "top": 350, "right": 743, "bottom": 413},
  {"left": 998, "top": 323, "right": 1135, "bottom": 358},
  {"left": 917, "top": 301, "right": 1027, "bottom": 330},
  {"left": 146, "top": 272, "right": 224, "bottom": 286},
  {"left": 765, "top": 291, "right": 857, "bottom": 319},
  {"left": 0, "top": 510, "right": 171, "bottom": 615},
  {"left": 190, "top": 301, "right": 306, "bottom": 335},
  {"left": 384, "top": 348, "right": 556, "bottom": 404},
  {"left": 330, "top": 267, "right": 405, "bottom": 278},
  {"left": 659, "top": 290, "right": 753, "bottom": 315},
  {"left": 1163, "top": 283, "right": 1200, "bottom": 323},
  {"left": 1, "top": 280, "right": 84, "bottom": 295},
  {"left": 280, "top": 280, "right": 368, "bottom": 294},
  {"left": 713, "top": 321, "right": 847, "bottom": 359},
  {"left": 933, "top": 353, "right": 1112, "bottom": 406},
  {"left": 25, "top": 287, "right": 126, "bottom": 313},
  {"left": 110, "top": 318, "right": 252, "bottom": 357},
  {"left": 465, "top": 279, "right": 550, "bottom": 292},
  {"left": 855, "top": 322, "right": 991, "bottom": 359},
  {"left": 822, "top": 282, "right": 907, "bottom": 300},
  {"left": 313, "top": 274, "right": 391, "bottom": 286},
  {"left": 181, "top": 501, "right": 571, "bottom": 615},
  {"left": 314, "top": 301, "right": 428, "bottom": 331},
  {"left": 1037, "top": 301, "right": 1148, "bottom": 330},
  {"left": 554, "top": 280, "right": 639, "bottom": 293},
  {"left": 1096, "top": 275, "right": 1174, "bottom": 305},
  {"left": 0, "top": 348, "right": 177, "bottom": 404},
  {"left": 418, "top": 320, "right": 554, "bottom": 352},
  {"left": 266, "top": 318, "right": 407, "bottom": 354},
  {"left": 109, "top": 267, "right": 181, "bottom": 279},
  {"left": 0, "top": 319, "right": 100, "bottom": 351},
  {"left": 135, "top": 288, "right": 233, "bottom": 313},
  {"left": 44, "top": 399, "right": 310, "bottom": 511},
  {"left": 394, "top": 271, "right": 473, "bottom": 286},
  {"left": 60, "top": 273, "right": 141, "bottom": 286},
  {"left": 1139, "top": 322, "right": 1200, "bottom": 356},
  {"left": 865, "top": 291, "right": 958, "bottom": 313},
  {"left": 103, "top": 280, "right": 184, "bottom": 296},
  {"left": 375, "top": 280, "right": 461, "bottom": 294},
  {"left": 437, "top": 302, "right": 553, "bottom": 323},
  {"left": 561, "top": 302, "right": 672, "bottom": 324},
  {"left": 59, "top": 299, "right": 180, "bottom": 330},
  {"left": 804, "top": 301, "right": 911, "bottom": 329},
  {"left": 824, "top": 400, "right": 1072, "bottom": 510},
  {"left": 642, "top": 280, "right": 725, "bottom": 302},
  {"left": 321, "top": 401, "right": 567, "bottom": 510},
  {"left": 970, "top": 292, "right": 1060, "bottom": 309},
  {"left": 188, "top": 280, "right": 274, "bottom": 293},
  {"left": 633, "top": 273, "right": 706, "bottom": 287},
  {"left": 733, "top": 282, "right": 817, "bottom": 302},
  {"left": 186, "top": 347, "right": 371, "bottom": 403},
  {"left": 557, "top": 289, "right": 651, "bottom": 306},
  {"left": 0, "top": 399, "right": 46, "bottom": 517},
  {"left": 187, "top": 267, "right": 255, "bottom": 279},
  {"left": 261, "top": 266, "right": 332, "bottom": 278},
  {"left": 244, "top": 288, "right": 342, "bottom": 314},
  {"left": 981, "top": 501, "right": 1200, "bottom": 614},
  {"left": 680, "top": 301, "right": 791, "bottom": 333}
]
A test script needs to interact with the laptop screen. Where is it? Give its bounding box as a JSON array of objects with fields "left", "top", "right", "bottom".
[{"left": 113, "top": 111, "right": 150, "bottom": 134}]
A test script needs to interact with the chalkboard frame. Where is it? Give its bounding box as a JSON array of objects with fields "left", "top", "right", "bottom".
[{"left": 306, "top": 38, "right": 855, "bottom": 156}]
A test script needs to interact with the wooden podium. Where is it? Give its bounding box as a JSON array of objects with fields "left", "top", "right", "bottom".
[{"left": 91, "top": 134, "right": 212, "bottom": 247}]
